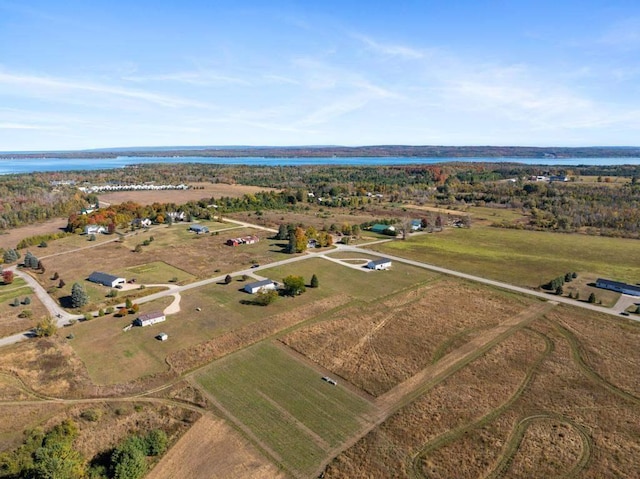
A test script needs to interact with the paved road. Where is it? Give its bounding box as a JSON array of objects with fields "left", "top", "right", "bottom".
[
  {"left": 336, "top": 243, "right": 638, "bottom": 319},
  {"left": 2, "top": 223, "right": 638, "bottom": 349}
]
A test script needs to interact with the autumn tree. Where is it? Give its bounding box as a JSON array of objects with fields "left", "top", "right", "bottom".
[{"left": 2, "top": 270, "right": 14, "bottom": 284}]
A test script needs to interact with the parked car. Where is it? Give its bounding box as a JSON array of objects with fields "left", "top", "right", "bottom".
[
  {"left": 620, "top": 311, "right": 630, "bottom": 316},
  {"left": 251, "top": 264, "right": 260, "bottom": 268}
]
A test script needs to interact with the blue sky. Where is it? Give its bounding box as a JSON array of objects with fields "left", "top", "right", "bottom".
[{"left": 1, "top": 0, "right": 640, "bottom": 151}]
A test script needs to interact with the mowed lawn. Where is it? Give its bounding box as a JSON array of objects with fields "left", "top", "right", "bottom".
[
  {"left": 374, "top": 227, "right": 640, "bottom": 288},
  {"left": 195, "top": 342, "right": 373, "bottom": 477}
]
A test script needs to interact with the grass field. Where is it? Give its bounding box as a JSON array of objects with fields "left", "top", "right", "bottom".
[
  {"left": 119, "top": 261, "right": 196, "bottom": 285},
  {"left": 373, "top": 227, "right": 640, "bottom": 288},
  {"left": 69, "top": 296, "right": 175, "bottom": 384},
  {"left": 195, "top": 342, "right": 373, "bottom": 477}
]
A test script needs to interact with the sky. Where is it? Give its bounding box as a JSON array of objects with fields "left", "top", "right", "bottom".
[{"left": 1, "top": 0, "right": 640, "bottom": 151}]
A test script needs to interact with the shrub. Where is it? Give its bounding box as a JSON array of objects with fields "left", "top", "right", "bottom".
[
  {"left": 310, "top": 274, "right": 319, "bottom": 288},
  {"left": 80, "top": 409, "right": 101, "bottom": 422},
  {"left": 18, "top": 310, "right": 32, "bottom": 319}
]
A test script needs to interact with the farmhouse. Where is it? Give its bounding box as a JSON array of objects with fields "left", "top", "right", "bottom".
[
  {"left": 84, "top": 225, "right": 107, "bottom": 235},
  {"left": 189, "top": 224, "right": 209, "bottom": 234},
  {"left": 367, "top": 258, "right": 392, "bottom": 270},
  {"left": 134, "top": 311, "right": 166, "bottom": 327},
  {"left": 595, "top": 278, "right": 640, "bottom": 296},
  {"left": 244, "top": 279, "right": 276, "bottom": 294},
  {"left": 88, "top": 271, "right": 126, "bottom": 288}
]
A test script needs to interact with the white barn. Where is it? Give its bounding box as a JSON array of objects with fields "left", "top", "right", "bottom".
[
  {"left": 244, "top": 279, "right": 276, "bottom": 294},
  {"left": 134, "top": 311, "right": 166, "bottom": 327},
  {"left": 88, "top": 271, "right": 126, "bottom": 288},
  {"left": 367, "top": 258, "right": 392, "bottom": 270}
]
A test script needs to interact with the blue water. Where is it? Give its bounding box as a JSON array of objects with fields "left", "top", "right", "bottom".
[{"left": 1, "top": 155, "right": 640, "bottom": 175}]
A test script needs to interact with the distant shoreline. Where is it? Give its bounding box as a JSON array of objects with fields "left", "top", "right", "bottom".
[
  {"left": 3, "top": 144, "right": 640, "bottom": 160},
  {"left": 3, "top": 155, "right": 640, "bottom": 175}
]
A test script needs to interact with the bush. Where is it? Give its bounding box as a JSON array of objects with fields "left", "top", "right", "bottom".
[
  {"left": 80, "top": 409, "right": 102, "bottom": 422},
  {"left": 253, "top": 289, "right": 279, "bottom": 306},
  {"left": 34, "top": 317, "right": 57, "bottom": 337},
  {"left": 18, "top": 310, "right": 32, "bottom": 319},
  {"left": 106, "top": 307, "right": 114, "bottom": 314},
  {"left": 84, "top": 312, "right": 94, "bottom": 321}
]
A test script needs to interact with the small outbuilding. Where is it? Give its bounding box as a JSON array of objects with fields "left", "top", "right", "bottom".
[
  {"left": 244, "top": 279, "right": 276, "bottom": 294},
  {"left": 88, "top": 271, "right": 126, "bottom": 288},
  {"left": 134, "top": 311, "right": 166, "bottom": 327},
  {"left": 189, "top": 224, "right": 209, "bottom": 234},
  {"left": 367, "top": 258, "right": 392, "bottom": 270},
  {"left": 156, "top": 333, "right": 168, "bottom": 341}
]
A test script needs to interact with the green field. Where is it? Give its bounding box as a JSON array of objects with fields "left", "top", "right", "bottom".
[
  {"left": 373, "top": 227, "right": 640, "bottom": 288},
  {"left": 262, "top": 256, "right": 438, "bottom": 303},
  {"left": 195, "top": 342, "right": 373, "bottom": 476},
  {"left": 120, "top": 261, "right": 195, "bottom": 284},
  {"left": 0, "top": 278, "right": 32, "bottom": 304}
]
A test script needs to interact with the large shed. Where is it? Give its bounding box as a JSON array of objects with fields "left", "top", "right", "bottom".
[
  {"left": 88, "top": 271, "right": 126, "bottom": 288},
  {"left": 189, "top": 224, "right": 209, "bottom": 234},
  {"left": 595, "top": 278, "right": 640, "bottom": 296}
]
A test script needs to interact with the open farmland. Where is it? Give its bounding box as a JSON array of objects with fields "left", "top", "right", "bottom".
[
  {"left": 321, "top": 305, "right": 640, "bottom": 478},
  {"left": 98, "top": 181, "right": 278, "bottom": 205},
  {"left": 373, "top": 226, "right": 640, "bottom": 288},
  {"left": 146, "top": 414, "right": 286, "bottom": 479},
  {"left": 281, "top": 279, "right": 536, "bottom": 396},
  {"left": 195, "top": 342, "right": 373, "bottom": 478}
]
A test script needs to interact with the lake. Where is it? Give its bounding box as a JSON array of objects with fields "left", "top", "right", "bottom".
[{"left": 2, "top": 155, "right": 640, "bottom": 175}]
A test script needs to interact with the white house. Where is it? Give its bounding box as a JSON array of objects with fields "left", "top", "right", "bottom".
[
  {"left": 367, "top": 258, "right": 392, "bottom": 270},
  {"left": 85, "top": 225, "right": 107, "bottom": 235},
  {"left": 244, "top": 279, "right": 276, "bottom": 294},
  {"left": 134, "top": 311, "right": 166, "bottom": 327},
  {"left": 88, "top": 271, "right": 126, "bottom": 288}
]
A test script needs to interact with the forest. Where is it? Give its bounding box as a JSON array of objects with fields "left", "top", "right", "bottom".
[{"left": 1, "top": 163, "right": 640, "bottom": 239}]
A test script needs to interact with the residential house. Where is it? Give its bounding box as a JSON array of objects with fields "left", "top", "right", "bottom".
[
  {"left": 189, "top": 224, "right": 209, "bottom": 234},
  {"left": 84, "top": 225, "right": 107, "bottom": 235},
  {"left": 134, "top": 311, "right": 166, "bottom": 327},
  {"left": 367, "top": 258, "right": 392, "bottom": 270},
  {"left": 244, "top": 279, "right": 276, "bottom": 294}
]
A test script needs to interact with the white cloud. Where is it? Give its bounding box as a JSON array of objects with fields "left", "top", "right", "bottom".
[{"left": 352, "top": 33, "right": 426, "bottom": 59}]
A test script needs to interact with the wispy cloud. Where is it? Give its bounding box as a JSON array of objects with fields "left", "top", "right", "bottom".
[
  {"left": 0, "top": 122, "right": 60, "bottom": 130},
  {"left": 123, "top": 71, "right": 251, "bottom": 86},
  {"left": 0, "top": 71, "right": 210, "bottom": 108},
  {"left": 352, "top": 33, "right": 425, "bottom": 59}
]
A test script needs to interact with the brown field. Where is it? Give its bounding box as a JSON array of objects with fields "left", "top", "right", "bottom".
[
  {"left": 281, "top": 279, "right": 535, "bottom": 396},
  {"left": 0, "top": 218, "right": 68, "bottom": 250},
  {"left": 146, "top": 414, "right": 285, "bottom": 479},
  {"left": 99, "top": 182, "right": 278, "bottom": 206},
  {"left": 0, "top": 289, "right": 49, "bottom": 338},
  {"left": 321, "top": 305, "right": 640, "bottom": 478}
]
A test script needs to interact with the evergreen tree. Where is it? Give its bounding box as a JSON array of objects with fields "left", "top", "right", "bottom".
[
  {"left": 23, "top": 296, "right": 31, "bottom": 305},
  {"left": 555, "top": 285, "right": 564, "bottom": 296},
  {"left": 224, "top": 274, "right": 232, "bottom": 284},
  {"left": 310, "top": 274, "right": 319, "bottom": 288},
  {"left": 71, "top": 283, "right": 89, "bottom": 308},
  {"left": 588, "top": 292, "right": 597, "bottom": 304},
  {"left": 276, "top": 224, "right": 289, "bottom": 240}
]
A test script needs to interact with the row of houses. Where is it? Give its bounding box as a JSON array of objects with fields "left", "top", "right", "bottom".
[
  {"left": 78, "top": 184, "right": 189, "bottom": 193},
  {"left": 226, "top": 235, "right": 259, "bottom": 246}
]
